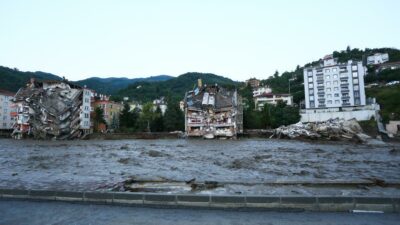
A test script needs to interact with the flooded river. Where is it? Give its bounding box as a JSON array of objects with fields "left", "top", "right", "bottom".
[{"left": 0, "top": 138, "right": 399, "bottom": 196}]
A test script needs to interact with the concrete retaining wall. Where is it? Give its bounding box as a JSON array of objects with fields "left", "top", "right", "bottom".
[
  {"left": 300, "top": 110, "right": 376, "bottom": 123},
  {"left": 0, "top": 189, "right": 399, "bottom": 213}
]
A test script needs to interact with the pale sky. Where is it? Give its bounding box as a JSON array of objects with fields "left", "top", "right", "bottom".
[{"left": 0, "top": 0, "right": 399, "bottom": 81}]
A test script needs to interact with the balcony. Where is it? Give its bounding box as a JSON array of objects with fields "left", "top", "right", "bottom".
[
  {"left": 340, "top": 83, "right": 349, "bottom": 87},
  {"left": 341, "top": 96, "right": 350, "bottom": 100},
  {"left": 342, "top": 103, "right": 351, "bottom": 106}
]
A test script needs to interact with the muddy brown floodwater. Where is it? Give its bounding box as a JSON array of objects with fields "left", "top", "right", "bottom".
[{"left": 0, "top": 138, "right": 399, "bottom": 196}]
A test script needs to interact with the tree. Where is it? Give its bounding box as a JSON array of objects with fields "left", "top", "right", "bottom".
[
  {"left": 137, "top": 102, "right": 156, "bottom": 132},
  {"left": 119, "top": 103, "right": 138, "bottom": 131},
  {"left": 163, "top": 100, "right": 184, "bottom": 131},
  {"left": 93, "top": 107, "right": 106, "bottom": 132},
  {"left": 151, "top": 106, "right": 164, "bottom": 132}
]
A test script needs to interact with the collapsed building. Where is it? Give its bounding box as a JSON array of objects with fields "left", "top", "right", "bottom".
[
  {"left": 184, "top": 80, "right": 243, "bottom": 139},
  {"left": 12, "top": 78, "right": 92, "bottom": 139}
]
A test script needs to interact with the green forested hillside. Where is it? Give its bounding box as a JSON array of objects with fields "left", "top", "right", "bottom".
[
  {"left": 117, "top": 72, "right": 239, "bottom": 102},
  {"left": 0, "top": 66, "right": 62, "bottom": 92},
  {"left": 75, "top": 75, "right": 173, "bottom": 95}
]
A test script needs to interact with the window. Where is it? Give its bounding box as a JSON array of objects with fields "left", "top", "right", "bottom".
[
  {"left": 327, "top": 94, "right": 332, "bottom": 98},
  {"left": 309, "top": 89, "right": 314, "bottom": 95},
  {"left": 334, "top": 87, "right": 339, "bottom": 91},
  {"left": 308, "top": 72, "right": 313, "bottom": 76},
  {"left": 333, "top": 81, "right": 338, "bottom": 85},
  {"left": 325, "top": 69, "right": 330, "bottom": 73},
  {"left": 326, "top": 75, "right": 330, "bottom": 79},
  {"left": 355, "top": 99, "right": 360, "bottom": 105},
  {"left": 354, "top": 91, "right": 360, "bottom": 97},
  {"left": 343, "top": 100, "right": 349, "bottom": 104},
  {"left": 353, "top": 79, "right": 359, "bottom": 84},
  {"left": 352, "top": 65, "right": 358, "bottom": 71},
  {"left": 326, "top": 88, "right": 331, "bottom": 92},
  {"left": 332, "top": 68, "right": 337, "bottom": 72},
  {"left": 333, "top": 74, "right": 338, "bottom": 79},
  {"left": 326, "top": 81, "right": 331, "bottom": 86},
  {"left": 335, "top": 100, "right": 340, "bottom": 104},
  {"left": 309, "top": 96, "right": 314, "bottom": 100},
  {"left": 354, "top": 85, "right": 359, "bottom": 91},
  {"left": 352, "top": 72, "right": 358, "bottom": 77},
  {"left": 84, "top": 113, "right": 89, "bottom": 118},
  {"left": 308, "top": 77, "right": 313, "bottom": 82},
  {"left": 343, "top": 93, "right": 349, "bottom": 97},
  {"left": 327, "top": 100, "right": 332, "bottom": 104},
  {"left": 310, "top": 101, "right": 315, "bottom": 108},
  {"left": 309, "top": 83, "right": 314, "bottom": 88},
  {"left": 334, "top": 93, "right": 339, "bottom": 97}
]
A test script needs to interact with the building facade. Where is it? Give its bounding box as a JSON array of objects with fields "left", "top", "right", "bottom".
[
  {"left": 367, "top": 53, "right": 389, "bottom": 65},
  {"left": 79, "top": 88, "right": 93, "bottom": 133},
  {"left": 246, "top": 78, "right": 261, "bottom": 88},
  {"left": 184, "top": 83, "right": 243, "bottom": 139},
  {"left": 93, "top": 99, "right": 123, "bottom": 130},
  {"left": 0, "top": 90, "right": 16, "bottom": 130},
  {"left": 303, "top": 55, "right": 366, "bottom": 109},
  {"left": 254, "top": 93, "right": 293, "bottom": 110}
]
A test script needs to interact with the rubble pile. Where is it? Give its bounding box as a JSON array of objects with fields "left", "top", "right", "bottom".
[
  {"left": 12, "top": 80, "right": 85, "bottom": 140},
  {"left": 271, "top": 118, "right": 371, "bottom": 142}
]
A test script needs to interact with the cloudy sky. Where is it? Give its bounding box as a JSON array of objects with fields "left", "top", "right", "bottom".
[{"left": 1, "top": 0, "right": 399, "bottom": 81}]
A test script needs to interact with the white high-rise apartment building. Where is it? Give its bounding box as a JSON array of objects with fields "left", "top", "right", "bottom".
[{"left": 303, "top": 55, "right": 366, "bottom": 109}]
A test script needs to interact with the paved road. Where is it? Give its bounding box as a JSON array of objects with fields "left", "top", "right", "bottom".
[{"left": 0, "top": 200, "right": 399, "bottom": 225}]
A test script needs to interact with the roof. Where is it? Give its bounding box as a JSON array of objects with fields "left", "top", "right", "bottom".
[
  {"left": 323, "top": 54, "right": 333, "bottom": 60},
  {"left": 0, "top": 89, "right": 16, "bottom": 96},
  {"left": 378, "top": 61, "right": 400, "bottom": 67},
  {"left": 185, "top": 85, "right": 236, "bottom": 110}
]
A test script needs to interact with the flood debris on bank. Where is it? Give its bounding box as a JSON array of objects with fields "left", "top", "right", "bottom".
[
  {"left": 110, "top": 177, "right": 222, "bottom": 193},
  {"left": 271, "top": 118, "right": 375, "bottom": 143}
]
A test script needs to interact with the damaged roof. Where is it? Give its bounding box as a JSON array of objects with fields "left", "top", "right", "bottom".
[{"left": 185, "top": 85, "right": 236, "bottom": 110}]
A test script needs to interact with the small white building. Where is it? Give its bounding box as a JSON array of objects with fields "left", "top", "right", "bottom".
[
  {"left": 253, "top": 86, "right": 272, "bottom": 97},
  {"left": 0, "top": 90, "right": 16, "bottom": 130},
  {"left": 153, "top": 97, "right": 167, "bottom": 115},
  {"left": 254, "top": 93, "right": 293, "bottom": 110},
  {"left": 367, "top": 53, "right": 389, "bottom": 65}
]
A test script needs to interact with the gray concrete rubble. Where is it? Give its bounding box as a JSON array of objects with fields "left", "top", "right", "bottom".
[
  {"left": 271, "top": 118, "right": 378, "bottom": 143},
  {"left": 12, "top": 79, "right": 91, "bottom": 140}
]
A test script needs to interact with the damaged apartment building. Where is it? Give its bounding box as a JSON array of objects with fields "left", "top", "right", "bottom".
[
  {"left": 184, "top": 80, "right": 243, "bottom": 139},
  {"left": 12, "top": 78, "right": 92, "bottom": 139}
]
